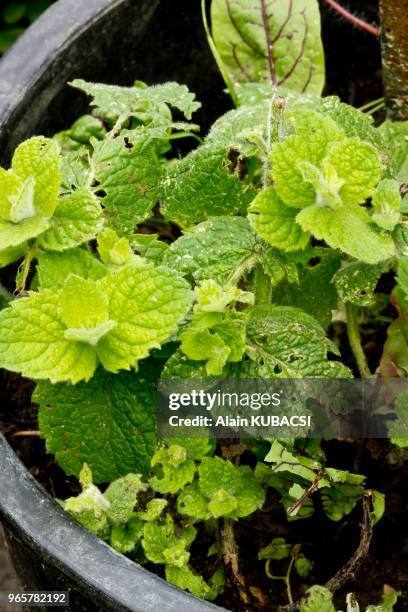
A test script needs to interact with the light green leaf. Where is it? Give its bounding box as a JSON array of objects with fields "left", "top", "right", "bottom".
[
  {"left": 165, "top": 565, "right": 219, "bottom": 601},
  {"left": 71, "top": 79, "right": 201, "bottom": 121},
  {"left": 177, "top": 483, "right": 210, "bottom": 520},
  {"left": 248, "top": 187, "right": 310, "bottom": 252},
  {"left": 194, "top": 280, "right": 254, "bottom": 312},
  {"left": 96, "top": 265, "right": 193, "bottom": 373},
  {"left": 162, "top": 216, "right": 259, "bottom": 283},
  {"left": 137, "top": 499, "right": 168, "bottom": 522},
  {"left": 104, "top": 474, "right": 147, "bottom": 524},
  {"left": 198, "top": 456, "right": 265, "bottom": 519},
  {"left": 12, "top": 136, "right": 61, "bottom": 217},
  {"left": 211, "top": 0, "right": 325, "bottom": 95},
  {"left": 0, "top": 243, "right": 27, "bottom": 268},
  {"left": 322, "top": 138, "right": 382, "bottom": 206},
  {"left": 37, "top": 189, "right": 103, "bottom": 251},
  {"left": 36, "top": 248, "right": 106, "bottom": 289},
  {"left": 372, "top": 179, "right": 401, "bottom": 231},
  {"left": 36, "top": 367, "right": 156, "bottom": 482},
  {"left": 0, "top": 289, "right": 97, "bottom": 383},
  {"left": 150, "top": 444, "right": 196, "bottom": 495},
  {"left": 0, "top": 216, "right": 49, "bottom": 249},
  {"left": 299, "top": 585, "right": 335, "bottom": 612},
  {"left": 110, "top": 516, "right": 144, "bottom": 554},
  {"left": 296, "top": 204, "right": 395, "bottom": 264},
  {"left": 97, "top": 228, "right": 134, "bottom": 267},
  {"left": 271, "top": 111, "right": 345, "bottom": 208},
  {"left": 92, "top": 129, "right": 161, "bottom": 235},
  {"left": 160, "top": 144, "right": 256, "bottom": 224}
]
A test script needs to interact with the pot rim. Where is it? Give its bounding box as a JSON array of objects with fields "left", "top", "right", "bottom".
[{"left": 0, "top": 1, "right": 225, "bottom": 609}]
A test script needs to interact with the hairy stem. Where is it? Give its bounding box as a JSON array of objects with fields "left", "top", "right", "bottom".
[
  {"left": 201, "top": 0, "right": 238, "bottom": 107},
  {"left": 254, "top": 264, "right": 271, "bottom": 305},
  {"left": 379, "top": 0, "right": 408, "bottom": 120},
  {"left": 346, "top": 303, "right": 371, "bottom": 379},
  {"left": 321, "top": 0, "right": 380, "bottom": 36}
]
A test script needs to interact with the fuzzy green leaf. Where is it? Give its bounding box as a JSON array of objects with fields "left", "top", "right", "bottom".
[
  {"left": 11, "top": 136, "right": 61, "bottom": 217},
  {"left": 0, "top": 264, "right": 192, "bottom": 382},
  {"left": 271, "top": 111, "right": 345, "bottom": 208},
  {"left": 104, "top": 474, "right": 147, "bottom": 524},
  {"left": 36, "top": 367, "right": 156, "bottom": 483},
  {"left": 334, "top": 261, "right": 388, "bottom": 307},
  {"left": 300, "top": 585, "right": 335, "bottom": 612},
  {"left": 211, "top": 0, "right": 325, "bottom": 95},
  {"left": 96, "top": 265, "right": 193, "bottom": 373},
  {"left": 36, "top": 248, "right": 106, "bottom": 289},
  {"left": 92, "top": 130, "right": 161, "bottom": 235},
  {"left": 296, "top": 204, "right": 395, "bottom": 264},
  {"left": 162, "top": 216, "right": 259, "bottom": 283},
  {"left": 372, "top": 179, "right": 402, "bottom": 231},
  {"left": 37, "top": 189, "right": 103, "bottom": 251},
  {"left": 248, "top": 187, "right": 310, "bottom": 252},
  {"left": 244, "top": 306, "right": 351, "bottom": 377},
  {"left": 198, "top": 456, "right": 265, "bottom": 519},
  {"left": 160, "top": 144, "right": 256, "bottom": 224},
  {"left": 0, "top": 289, "right": 97, "bottom": 383},
  {"left": 71, "top": 80, "right": 201, "bottom": 121}
]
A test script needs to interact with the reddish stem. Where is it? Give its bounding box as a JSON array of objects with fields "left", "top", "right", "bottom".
[{"left": 321, "top": 0, "right": 380, "bottom": 36}]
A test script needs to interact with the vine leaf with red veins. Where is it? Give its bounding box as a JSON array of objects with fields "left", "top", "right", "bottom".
[{"left": 210, "top": 0, "right": 325, "bottom": 97}]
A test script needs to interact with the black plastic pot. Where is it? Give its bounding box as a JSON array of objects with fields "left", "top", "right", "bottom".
[{"left": 0, "top": 0, "right": 227, "bottom": 610}]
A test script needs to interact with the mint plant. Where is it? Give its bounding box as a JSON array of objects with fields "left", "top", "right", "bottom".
[{"left": 0, "top": 0, "right": 406, "bottom": 608}]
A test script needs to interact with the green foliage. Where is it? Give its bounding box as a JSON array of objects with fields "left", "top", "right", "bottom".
[
  {"left": 210, "top": 0, "right": 325, "bottom": 96},
  {"left": 0, "top": 6, "right": 404, "bottom": 607}
]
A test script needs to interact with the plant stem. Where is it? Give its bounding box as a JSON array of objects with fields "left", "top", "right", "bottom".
[
  {"left": 321, "top": 0, "right": 380, "bottom": 36},
  {"left": 254, "top": 264, "right": 271, "bottom": 305},
  {"left": 358, "top": 97, "right": 385, "bottom": 112},
  {"left": 345, "top": 303, "right": 371, "bottom": 379},
  {"left": 201, "top": 0, "right": 238, "bottom": 107},
  {"left": 379, "top": 0, "right": 408, "bottom": 120}
]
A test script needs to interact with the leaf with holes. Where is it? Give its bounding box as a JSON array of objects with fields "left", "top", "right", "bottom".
[{"left": 92, "top": 129, "right": 161, "bottom": 235}]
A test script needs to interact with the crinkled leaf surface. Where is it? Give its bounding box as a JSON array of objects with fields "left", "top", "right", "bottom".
[
  {"left": 37, "top": 188, "right": 103, "bottom": 251},
  {"left": 334, "top": 261, "right": 388, "bottom": 307},
  {"left": 36, "top": 367, "right": 156, "bottom": 483},
  {"left": 0, "top": 289, "right": 97, "bottom": 383},
  {"left": 160, "top": 144, "right": 256, "bottom": 224},
  {"left": 36, "top": 248, "right": 106, "bottom": 289},
  {"left": 244, "top": 305, "right": 351, "bottom": 377},
  {"left": 0, "top": 264, "right": 192, "bottom": 382},
  {"left": 96, "top": 265, "right": 193, "bottom": 373},
  {"left": 248, "top": 187, "right": 310, "bottom": 252},
  {"left": 296, "top": 205, "right": 395, "bottom": 264},
  {"left": 299, "top": 585, "right": 335, "bottom": 612},
  {"left": 92, "top": 129, "right": 161, "bottom": 235},
  {"left": 71, "top": 80, "right": 201, "bottom": 120},
  {"left": 198, "top": 456, "right": 265, "bottom": 519},
  {"left": 11, "top": 136, "right": 61, "bottom": 217},
  {"left": 211, "top": 0, "right": 325, "bottom": 95},
  {"left": 162, "top": 216, "right": 259, "bottom": 283}
]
